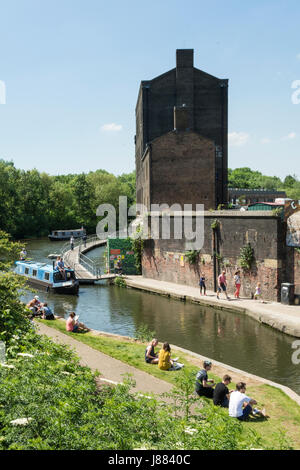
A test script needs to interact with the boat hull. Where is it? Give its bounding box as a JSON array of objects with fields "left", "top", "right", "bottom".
[
  {"left": 25, "top": 277, "right": 79, "bottom": 295},
  {"left": 48, "top": 236, "right": 82, "bottom": 241}
]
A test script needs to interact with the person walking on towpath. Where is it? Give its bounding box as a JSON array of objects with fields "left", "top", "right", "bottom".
[
  {"left": 234, "top": 270, "right": 241, "bottom": 299},
  {"left": 70, "top": 236, "right": 75, "bottom": 251},
  {"left": 217, "top": 270, "right": 230, "bottom": 300},
  {"left": 199, "top": 273, "right": 206, "bottom": 295}
]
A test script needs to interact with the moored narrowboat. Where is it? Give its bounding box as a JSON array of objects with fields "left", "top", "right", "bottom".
[
  {"left": 15, "top": 261, "right": 79, "bottom": 295},
  {"left": 48, "top": 227, "right": 86, "bottom": 241}
]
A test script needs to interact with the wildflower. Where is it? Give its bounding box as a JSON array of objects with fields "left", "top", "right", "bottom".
[
  {"left": 10, "top": 418, "right": 33, "bottom": 426},
  {"left": 0, "top": 363, "right": 15, "bottom": 369},
  {"left": 184, "top": 426, "right": 198, "bottom": 435},
  {"left": 17, "top": 353, "right": 34, "bottom": 358}
]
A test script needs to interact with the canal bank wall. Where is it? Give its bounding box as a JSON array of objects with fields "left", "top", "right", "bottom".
[
  {"left": 124, "top": 275, "right": 300, "bottom": 338},
  {"left": 141, "top": 211, "right": 300, "bottom": 302}
]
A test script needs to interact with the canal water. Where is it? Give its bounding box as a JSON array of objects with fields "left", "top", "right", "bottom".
[{"left": 22, "top": 239, "right": 300, "bottom": 395}]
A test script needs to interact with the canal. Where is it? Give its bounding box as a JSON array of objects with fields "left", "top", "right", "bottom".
[{"left": 22, "top": 238, "right": 300, "bottom": 395}]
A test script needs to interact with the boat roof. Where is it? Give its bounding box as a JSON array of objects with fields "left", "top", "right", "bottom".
[
  {"left": 51, "top": 228, "right": 85, "bottom": 232},
  {"left": 16, "top": 261, "right": 73, "bottom": 271}
]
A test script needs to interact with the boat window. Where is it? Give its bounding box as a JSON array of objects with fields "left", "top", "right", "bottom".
[
  {"left": 44, "top": 273, "right": 50, "bottom": 281},
  {"left": 25, "top": 268, "right": 29, "bottom": 275},
  {"left": 54, "top": 272, "right": 64, "bottom": 283},
  {"left": 62, "top": 232, "right": 65, "bottom": 236},
  {"left": 54, "top": 232, "right": 58, "bottom": 236},
  {"left": 66, "top": 271, "right": 75, "bottom": 280},
  {"left": 32, "top": 270, "right": 37, "bottom": 277}
]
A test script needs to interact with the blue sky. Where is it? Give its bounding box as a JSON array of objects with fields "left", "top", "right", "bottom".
[{"left": 0, "top": 0, "right": 299, "bottom": 178}]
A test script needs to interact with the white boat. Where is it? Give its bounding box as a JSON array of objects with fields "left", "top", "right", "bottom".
[{"left": 48, "top": 227, "right": 86, "bottom": 241}]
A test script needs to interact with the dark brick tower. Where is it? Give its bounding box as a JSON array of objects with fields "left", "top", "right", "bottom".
[{"left": 135, "top": 49, "right": 228, "bottom": 211}]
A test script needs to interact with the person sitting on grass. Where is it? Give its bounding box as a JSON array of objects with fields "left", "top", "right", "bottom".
[
  {"left": 41, "top": 303, "right": 55, "bottom": 320},
  {"left": 229, "top": 382, "right": 260, "bottom": 421},
  {"left": 145, "top": 338, "right": 159, "bottom": 364},
  {"left": 158, "top": 342, "right": 174, "bottom": 370},
  {"left": 66, "top": 312, "right": 89, "bottom": 333},
  {"left": 195, "top": 360, "right": 215, "bottom": 398},
  {"left": 213, "top": 374, "right": 232, "bottom": 408},
  {"left": 26, "top": 296, "right": 42, "bottom": 317}
]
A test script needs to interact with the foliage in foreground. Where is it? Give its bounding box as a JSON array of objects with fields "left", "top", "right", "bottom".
[{"left": 0, "top": 334, "right": 262, "bottom": 450}]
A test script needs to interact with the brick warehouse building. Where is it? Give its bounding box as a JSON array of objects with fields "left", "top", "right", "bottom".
[
  {"left": 135, "top": 49, "right": 228, "bottom": 211},
  {"left": 134, "top": 50, "right": 300, "bottom": 302}
]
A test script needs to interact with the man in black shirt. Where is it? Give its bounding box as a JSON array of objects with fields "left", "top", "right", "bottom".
[
  {"left": 213, "top": 375, "right": 232, "bottom": 407},
  {"left": 195, "top": 360, "right": 215, "bottom": 398}
]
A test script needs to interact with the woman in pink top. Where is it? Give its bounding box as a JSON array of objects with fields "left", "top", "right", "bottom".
[
  {"left": 66, "top": 312, "right": 79, "bottom": 332},
  {"left": 217, "top": 270, "right": 229, "bottom": 300}
]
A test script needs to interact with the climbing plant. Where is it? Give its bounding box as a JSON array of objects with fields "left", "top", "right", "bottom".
[
  {"left": 211, "top": 219, "right": 219, "bottom": 230},
  {"left": 185, "top": 250, "right": 199, "bottom": 265},
  {"left": 239, "top": 243, "right": 255, "bottom": 271},
  {"left": 130, "top": 226, "right": 144, "bottom": 274}
]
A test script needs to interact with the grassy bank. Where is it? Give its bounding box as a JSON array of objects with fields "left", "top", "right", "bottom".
[{"left": 39, "top": 319, "right": 300, "bottom": 449}]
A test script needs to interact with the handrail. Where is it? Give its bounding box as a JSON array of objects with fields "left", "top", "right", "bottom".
[{"left": 62, "top": 234, "right": 105, "bottom": 279}]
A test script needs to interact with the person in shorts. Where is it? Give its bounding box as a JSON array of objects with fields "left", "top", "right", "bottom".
[
  {"left": 217, "top": 270, "right": 229, "bottom": 300},
  {"left": 195, "top": 360, "right": 215, "bottom": 398}
]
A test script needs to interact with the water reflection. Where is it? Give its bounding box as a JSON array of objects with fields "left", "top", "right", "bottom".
[{"left": 21, "top": 239, "right": 300, "bottom": 394}]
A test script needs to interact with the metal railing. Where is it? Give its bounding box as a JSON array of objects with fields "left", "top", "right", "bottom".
[
  {"left": 61, "top": 231, "right": 126, "bottom": 279},
  {"left": 61, "top": 234, "right": 107, "bottom": 279}
]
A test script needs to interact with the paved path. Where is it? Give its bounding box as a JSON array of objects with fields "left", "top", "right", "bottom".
[
  {"left": 36, "top": 322, "right": 173, "bottom": 397},
  {"left": 63, "top": 239, "right": 109, "bottom": 283},
  {"left": 125, "top": 276, "right": 300, "bottom": 337}
]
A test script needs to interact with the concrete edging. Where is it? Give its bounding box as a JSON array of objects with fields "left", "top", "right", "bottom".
[
  {"left": 53, "top": 317, "right": 300, "bottom": 407},
  {"left": 124, "top": 278, "right": 300, "bottom": 338}
]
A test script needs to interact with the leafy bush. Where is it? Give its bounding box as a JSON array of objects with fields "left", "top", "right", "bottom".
[
  {"left": 134, "top": 323, "right": 156, "bottom": 342},
  {"left": 239, "top": 243, "right": 255, "bottom": 271},
  {"left": 185, "top": 250, "right": 199, "bottom": 265},
  {"left": 114, "top": 276, "right": 127, "bottom": 288}
]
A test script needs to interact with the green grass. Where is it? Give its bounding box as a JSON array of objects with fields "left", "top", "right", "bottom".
[{"left": 38, "top": 319, "right": 300, "bottom": 449}]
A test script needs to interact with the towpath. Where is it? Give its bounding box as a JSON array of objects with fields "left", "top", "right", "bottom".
[
  {"left": 36, "top": 322, "right": 173, "bottom": 397},
  {"left": 125, "top": 276, "right": 300, "bottom": 337}
]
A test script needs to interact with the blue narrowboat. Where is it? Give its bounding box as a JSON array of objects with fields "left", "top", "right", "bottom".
[{"left": 15, "top": 261, "right": 79, "bottom": 295}]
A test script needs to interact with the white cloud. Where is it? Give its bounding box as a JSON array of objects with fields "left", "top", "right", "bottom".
[
  {"left": 228, "top": 132, "right": 250, "bottom": 147},
  {"left": 281, "top": 132, "right": 296, "bottom": 141},
  {"left": 100, "top": 123, "right": 123, "bottom": 132}
]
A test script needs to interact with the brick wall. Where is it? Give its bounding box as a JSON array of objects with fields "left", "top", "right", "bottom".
[
  {"left": 142, "top": 211, "right": 286, "bottom": 301},
  {"left": 150, "top": 131, "right": 215, "bottom": 211}
]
